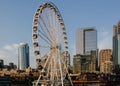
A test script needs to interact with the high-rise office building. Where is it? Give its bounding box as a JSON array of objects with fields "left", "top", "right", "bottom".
[
  {"left": 18, "top": 42, "right": 29, "bottom": 70},
  {"left": 76, "top": 27, "right": 98, "bottom": 72},
  {"left": 99, "top": 49, "right": 113, "bottom": 73},
  {"left": 76, "top": 27, "right": 97, "bottom": 54},
  {"left": 113, "top": 21, "right": 120, "bottom": 65}
]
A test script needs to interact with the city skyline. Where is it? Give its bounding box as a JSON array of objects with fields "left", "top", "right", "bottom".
[{"left": 0, "top": 0, "right": 120, "bottom": 68}]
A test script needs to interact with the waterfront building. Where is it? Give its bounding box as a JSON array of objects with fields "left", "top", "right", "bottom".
[
  {"left": 80, "top": 54, "right": 91, "bottom": 73},
  {"left": 9, "top": 62, "right": 14, "bottom": 69},
  {"left": 73, "top": 54, "right": 81, "bottom": 73},
  {"left": 76, "top": 27, "right": 97, "bottom": 54},
  {"left": 101, "top": 61, "right": 113, "bottom": 74},
  {"left": 9, "top": 62, "right": 17, "bottom": 69},
  {"left": 0, "top": 59, "right": 4, "bottom": 66},
  {"left": 99, "top": 49, "right": 113, "bottom": 73},
  {"left": 0, "top": 59, "right": 4, "bottom": 70},
  {"left": 113, "top": 21, "right": 120, "bottom": 65},
  {"left": 73, "top": 51, "right": 97, "bottom": 73},
  {"left": 75, "top": 27, "right": 98, "bottom": 72},
  {"left": 90, "top": 50, "right": 97, "bottom": 72},
  {"left": 18, "top": 42, "right": 29, "bottom": 70}
]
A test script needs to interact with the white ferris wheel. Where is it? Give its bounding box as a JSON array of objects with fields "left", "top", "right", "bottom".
[{"left": 32, "top": 2, "right": 73, "bottom": 86}]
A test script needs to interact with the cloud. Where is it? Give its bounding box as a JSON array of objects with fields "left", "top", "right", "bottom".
[
  {"left": 0, "top": 53, "right": 5, "bottom": 58},
  {"left": 0, "top": 43, "right": 19, "bottom": 65},
  {"left": 3, "top": 44, "right": 18, "bottom": 51},
  {"left": 98, "top": 31, "right": 112, "bottom": 50}
]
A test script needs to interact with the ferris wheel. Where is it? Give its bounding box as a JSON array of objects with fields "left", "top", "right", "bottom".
[{"left": 32, "top": 2, "right": 72, "bottom": 86}]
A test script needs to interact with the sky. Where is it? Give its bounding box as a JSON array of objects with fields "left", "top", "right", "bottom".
[{"left": 0, "top": 0, "right": 120, "bottom": 68}]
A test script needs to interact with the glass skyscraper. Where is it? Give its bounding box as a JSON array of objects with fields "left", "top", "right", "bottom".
[
  {"left": 76, "top": 27, "right": 97, "bottom": 54},
  {"left": 18, "top": 42, "right": 29, "bottom": 70},
  {"left": 113, "top": 21, "right": 120, "bottom": 65},
  {"left": 75, "top": 27, "right": 98, "bottom": 72}
]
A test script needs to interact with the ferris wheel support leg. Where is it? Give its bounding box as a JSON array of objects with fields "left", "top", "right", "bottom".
[
  {"left": 58, "top": 53, "right": 64, "bottom": 86},
  {"left": 64, "top": 61, "right": 73, "bottom": 86},
  {"left": 35, "top": 53, "right": 51, "bottom": 86}
]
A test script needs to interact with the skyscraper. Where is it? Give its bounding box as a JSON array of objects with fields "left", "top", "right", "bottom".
[
  {"left": 113, "top": 21, "right": 120, "bottom": 65},
  {"left": 99, "top": 49, "right": 113, "bottom": 73},
  {"left": 76, "top": 27, "right": 97, "bottom": 54},
  {"left": 75, "top": 27, "right": 98, "bottom": 72},
  {"left": 18, "top": 42, "right": 29, "bottom": 70}
]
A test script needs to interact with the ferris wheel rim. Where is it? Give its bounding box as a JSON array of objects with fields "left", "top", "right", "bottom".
[
  {"left": 32, "top": 2, "right": 69, "bottom": 58},
  {"left": 32, "top": 2, "right": 72, "bottom": 86}
]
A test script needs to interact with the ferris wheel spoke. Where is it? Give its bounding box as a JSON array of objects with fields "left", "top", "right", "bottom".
[
  {"left": 38, "top": 21, "right": 53, "bottom": 44},
  {"left": 43, "top": 8, "right": 54, "bottom": 37},
  {"left": 51, "top": 10, "right": 62, "bottom": 44},
  {"left": 38, "top": 29, "right": 52, "bottom": 43},
  {"left": 53, "top": 18, "right": 59, "bottom": 43},
  {"left": 43, "top": 9, "right": 54, "bottom": 39},
  {"left": 38, "top": 34, "right": 51, "bottom": 45},
  {"left": 42, "top": 8, "right": 56, "bottom": 43},
  {"left": 49, "top": 7, "right": 60, "bottom": 44},
  {"left": 49, "top": 9, "right": 57, "bottom": 42},
  {"left": 39, "top": 15, "right": 54, "bottom": 42}
]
